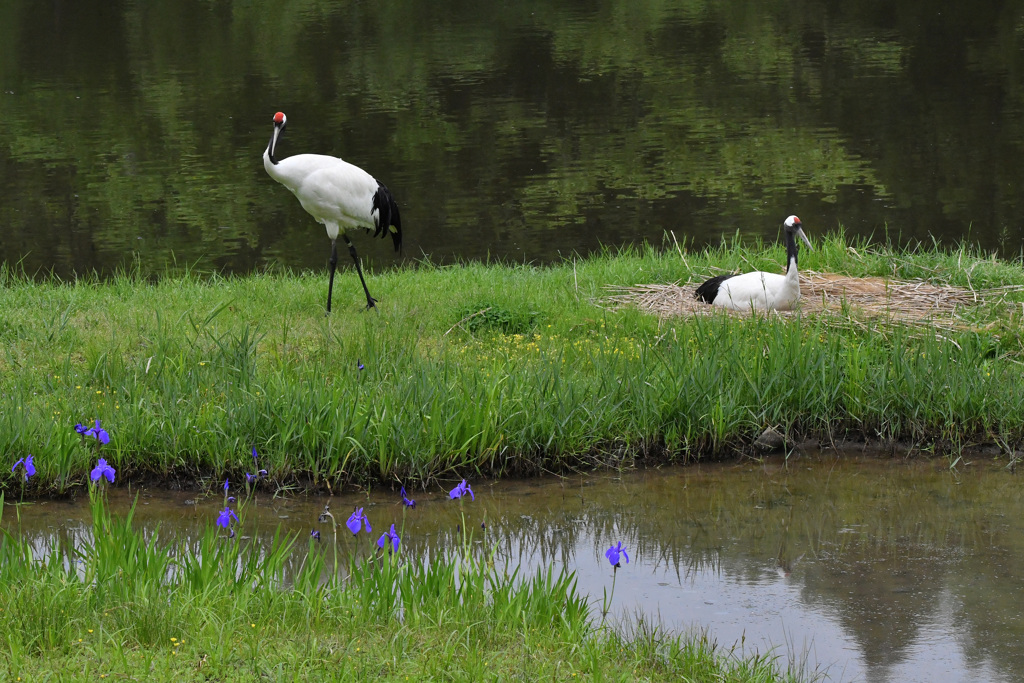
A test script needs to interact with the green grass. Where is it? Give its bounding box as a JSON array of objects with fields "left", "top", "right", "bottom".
[
  {"left": 2, "top": 232, "right": 1024, "bottom": 493},
  {"left": 0, "top": 493, "right": 806, "bottom": 682}
]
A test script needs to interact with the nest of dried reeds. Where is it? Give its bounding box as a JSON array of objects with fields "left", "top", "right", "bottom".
[{"left": 604, "top": 270, "right": 1022, "bottom": 333}]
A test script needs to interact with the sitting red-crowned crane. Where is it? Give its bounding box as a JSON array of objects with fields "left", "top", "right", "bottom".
[
  {"left": 263, "top": 111, "right": 402, "bottom": 313},
  {"left": 694, "top": 215, "right": 812, "bottom": 311}
]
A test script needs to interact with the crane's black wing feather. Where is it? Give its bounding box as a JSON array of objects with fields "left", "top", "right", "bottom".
[
  {"left": 694, "top": 274, "right": 736, "bottom": 304},
  {"left": 371, "top": 182, "right": 403, "bottom": 253}
]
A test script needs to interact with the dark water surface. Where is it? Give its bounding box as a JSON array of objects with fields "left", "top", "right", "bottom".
[
  {"left": 8, "top": 452, "right": 1024, "bottom": 683},
  {"left": 2, "top": 1, "right": 1024, "bottom": 278}
]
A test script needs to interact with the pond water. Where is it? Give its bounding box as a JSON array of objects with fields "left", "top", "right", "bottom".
[
  {"left": 7, "top": 451, "right": 1024, "bottom": 683},
  {"left": 2, "top": 0, "right": 1024, "bottom": 278}
]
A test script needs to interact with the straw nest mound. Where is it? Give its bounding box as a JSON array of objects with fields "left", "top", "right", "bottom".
[{"left": 604, "top": 271, "right": 1020, "bottom": 332}]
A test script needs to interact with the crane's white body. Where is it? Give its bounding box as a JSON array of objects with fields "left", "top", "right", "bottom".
[
  {"left": 711, "top": 262, "right": 800, "bottom": 311},
  {"left": 695, "top": 215, "right": 811, "bottom": 312},
  {"left": 263, "top": 151, "right": 382, "bottom": 240}
]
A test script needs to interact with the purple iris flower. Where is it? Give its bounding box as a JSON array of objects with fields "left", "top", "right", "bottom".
[
  {"left": 216, "top": 507, "right": 239, "bottom": 529},
  {"left": 401, "top": 487, "right": 416, "bottom": 508},
  {"left": 357, "top": 359, "right": 365, "bottom": 371},
  {"left": 74, "top": 423, "right": 88, "bottom": 435},
  {"left": 449, "top": 479, "right": 474, "bottom": 501},
  {"left": 90, "top": 458, "right": 116, "bottom": 483},
  {"left": 377, "top": 524, "right": 400, "bottom": 553},
  {"left": 11, "top": 455, "right": 36, "bottom": 481},
  {"left": 84, "top": 420, "right": 110, "bottom": 445},
  {"left": 246, "top": 448, "right": 268, "bottom": 482},
  {"left": 605, "top": 542, "right": 629, "bottom": 569},
  {"left": 245, "top": 469, "right": 268, "bottom": 483},
  {"left": 310, "top": 530, "right": 321, "bottom": 542},
  {"left": 346, "top": 507, "right": 372, "bottom": 536},
  {"left": 223, "top": 478, "right": 229, "bottom": 495}
]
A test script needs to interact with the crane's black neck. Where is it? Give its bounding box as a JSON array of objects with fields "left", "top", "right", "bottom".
[
  {"left": 267, "top": 133, "right": 278, "bottom": 165},
  {"left": 784, "top": 227, "right": 799, "bottom": 274}
]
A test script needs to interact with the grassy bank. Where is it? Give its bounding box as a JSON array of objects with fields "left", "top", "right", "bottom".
[
  {"left": 3, "top": 233, "right": 1024, "bottom": 493},
  {"left": 0, "top": 494, "right": 804, "bottom": 682}
]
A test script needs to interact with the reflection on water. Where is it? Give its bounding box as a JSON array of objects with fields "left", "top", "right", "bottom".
[
  {"left": 2, "top": 1, "right": 1024, "bottom": 278},
  {"left": 7, "top": 452, "right": 1024, "bottom": 683}
]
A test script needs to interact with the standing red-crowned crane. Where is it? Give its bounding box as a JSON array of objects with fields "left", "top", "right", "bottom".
[
  {"left": 694, "top": 215, "right": 812, "bottom": 311},
  {"left": 263, "top": 111, "right": 402, "bottom": 312}
]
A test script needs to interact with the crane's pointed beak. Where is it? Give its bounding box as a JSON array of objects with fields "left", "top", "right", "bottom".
[
  {"left": 796, "top": 227, "right": 812, "bottom": 250},
  {"left": 268, "top": 123, "right": 283, "bottom": 163}
]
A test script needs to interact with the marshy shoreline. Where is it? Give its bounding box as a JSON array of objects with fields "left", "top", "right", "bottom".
[
  {"left": 11, "top": 434, "right": 1016, "bottom": 502},
  {"left": 3, "top": 233, "right": 1024, "bottom": 497}
]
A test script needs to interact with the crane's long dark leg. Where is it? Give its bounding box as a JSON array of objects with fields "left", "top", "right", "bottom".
[
  {"left": 344, "top": 234, "right": 377, "bottom": 310},
  {"left": 326, "top": 238, "right": 339, "bottom": 314}
]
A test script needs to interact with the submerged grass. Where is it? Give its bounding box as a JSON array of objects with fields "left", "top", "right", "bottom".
[
  {"left": 0, "top": 494, "right": 806, "bottom": 682},
  {"left": 2, "top": 233, "right": 1024, "bottom": 493}
]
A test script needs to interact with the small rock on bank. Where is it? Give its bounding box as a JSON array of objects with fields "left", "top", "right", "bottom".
[{"left": 754, "top": 426, "right": 787, "bottom": 452}]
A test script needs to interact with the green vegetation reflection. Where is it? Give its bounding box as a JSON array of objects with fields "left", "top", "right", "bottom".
[{"left": 3, "top": 0, "right": 1024, "bottom": 275}]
